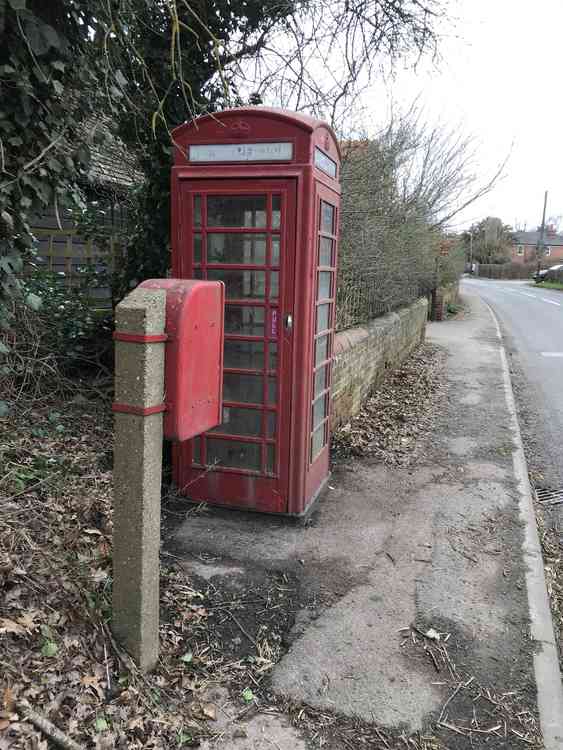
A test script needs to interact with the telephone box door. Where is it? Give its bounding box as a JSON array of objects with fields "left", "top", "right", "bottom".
[{"left": 173, "top": 179, "right": 296, "bottom": 513}]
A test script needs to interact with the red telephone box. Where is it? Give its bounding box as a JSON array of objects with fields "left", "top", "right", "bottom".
[{"left": 170, "top": 107, "right": 340, "bottom": 516}]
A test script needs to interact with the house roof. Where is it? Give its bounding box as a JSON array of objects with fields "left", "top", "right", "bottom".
[
  {"left": 513, "top": 230, "right": 563, "bottom": 247},
  {"left": 89, "top": 138, "right": 142, "bottom": 190},
  {"left": 86, "top": 120, "right": 144, "bottom": 192}
]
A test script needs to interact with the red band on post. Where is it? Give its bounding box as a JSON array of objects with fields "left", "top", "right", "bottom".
[
  {"left": 112, "top": 403, "right": 167, "bottom": 416},
  {"left": 113, "top": 332, "right": 168, "bottom": 344}
]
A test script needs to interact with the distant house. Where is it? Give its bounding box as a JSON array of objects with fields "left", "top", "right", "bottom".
[{"left": 511, "top": 226, "right": 563, "bottom": 265}]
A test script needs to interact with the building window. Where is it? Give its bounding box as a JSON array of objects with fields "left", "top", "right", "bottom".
[
  {"left": 516, "top": 245, "right": 524, "bottom": 256},
  {"left": 545, "top": 247, "right": 551, "bottom": 257}
]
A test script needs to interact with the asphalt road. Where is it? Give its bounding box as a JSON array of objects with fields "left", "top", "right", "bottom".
[{"left": 462, "top": 276, "right": 563, "bottom": 501}]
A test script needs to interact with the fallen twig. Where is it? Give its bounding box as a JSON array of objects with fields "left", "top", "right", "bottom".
[
  {"left": 224, "top": 610, "right": 258, "bottom": 647},
  {"left": 17, "top": 703, "right": 83, "bottom": 750}
]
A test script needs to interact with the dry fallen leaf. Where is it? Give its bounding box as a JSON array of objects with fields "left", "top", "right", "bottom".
[
  {"left": 17, "top": 611, "right": 39, "bottom": 632},
  {"left": 80, "top": 675, "right": 100, "bottom": 687},
  {"left": 2, "top": 688, "right": 14, "bottom": 714},
  {"left": 202, "top": 703, "right": 217, "bottom": 721},
  {"left": 90, "top": 567, "right": 108, "bottom": 584},
  {"left": 80, "top": 675, "right": 105, "bottom": 699},
  {"left": 0, "top": 618, "right": 26, "bottom": 636}
]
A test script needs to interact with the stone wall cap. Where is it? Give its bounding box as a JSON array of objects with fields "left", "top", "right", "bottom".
[{"left": 117, "top": 288, "right": 166, "bottom": 312}]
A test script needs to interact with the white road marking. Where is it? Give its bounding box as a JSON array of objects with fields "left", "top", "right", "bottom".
[
  {"left": 540, "top": 352, "right": 563, "bottom": 357},
  {"left": 540, "top": 298, "right": 561, "bottom": 306},
  {"left": 521, "top": 292, "right": 536, "bottom": 298}
]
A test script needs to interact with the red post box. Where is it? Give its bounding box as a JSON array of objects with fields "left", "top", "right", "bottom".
[
  {"left": 139, "top": 279, "right": 224, "bottom": 442},
  {"left": 170, "top": 107, "right": 340, "bottom": 516}
]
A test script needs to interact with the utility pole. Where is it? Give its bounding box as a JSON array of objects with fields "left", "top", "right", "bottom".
[{"left": 537, "top": 190, "right": 548, "bottom": 273}]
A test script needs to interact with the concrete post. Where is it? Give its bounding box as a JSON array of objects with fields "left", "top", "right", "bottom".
[{"left": 112, "top": 288, "right": 166, "bottom": 672}]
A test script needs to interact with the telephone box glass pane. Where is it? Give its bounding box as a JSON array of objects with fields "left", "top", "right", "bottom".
[
  {"left": 194, "top": 195, "right": 202, "bottom": 227},
  {"left": 272, "top": 236, "right": 280, "bottom": 266},
  {"left": 266, "top": 444, "right": 275, "bottom": 474},
  {"left": 318, "top": 271, "right": 331, "bottom": 300},
  {"left": 207, "top": 233, "right": 266, "bottom": 265},
  {"left": 224, "top": 340, "right": 264, "bottom": 369},
  {"left": 224, "top": 373, "right": 263, "bottom": 404},
  {"left": 314, "top": 365, "right": 327, "bottom": 398},
  {"left": 207, "top": 195, "right": 266, "bottom": 227},
  {"left": 316, "top": 303, "right": 331, "bottom": 333},
  {"left": 268, "top": 343, "right": 278, "bottom": 370},
  {"left": 225, "top": 306, "right": 264, "bottom": 335},
  {"left": 207, "top": 269, "right": 265, "bottom": 300},
  {"left": 267, "top": 412, "right": 276, "bottom": 438},
  {"left": 321, "top": 201, "right": 334, "bottom": 234},
  {"left": 315, "top": 335, "right": 329, "bottom": 365},
  {"left": 211, "top": 406, "right": 262, "bottom": 437},
  {"left": 268, "top": 377, "right": 277, "bottom": 405},
  {"left": 319, "top": 237, "right": 333, "bottom": 266},
  {"left": 311, "top": 424, "right": 326, "bottom": 460},
  {"left": 193, "top": 233, "right": 202, "bottom": 263},
  {"left": 313, "top": 395, "right": 327, "bottom": 429},
  {"left": 272, "top": 196, "right": 281, "bottom": 229},
  {"left": 270, "top": 271, "right": 279, "bottom": 301},
  {"left": 207, "top": 438, "right": 261, "bottom": 471}
]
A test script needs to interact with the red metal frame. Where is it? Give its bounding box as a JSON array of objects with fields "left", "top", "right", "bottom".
[
  {"left": 304, "top": 181, "right": 340, "bottom": 506},
  {"left": 170, "top": 108, "right": 341, "bottom": 515}
]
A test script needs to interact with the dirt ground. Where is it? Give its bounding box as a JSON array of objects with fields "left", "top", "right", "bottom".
[
  {"left": 1, "top": 299, "right": 557, "bottom": 748},
  {"left": 0, "top": 342, "right": 451, "bottom": 749}
]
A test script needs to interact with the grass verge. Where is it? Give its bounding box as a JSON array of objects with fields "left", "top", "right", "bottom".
[
  {"left": 528, "top": 280, "right": 563, "bottom": 291},
  {"left": 537, "top": 280, "right": 563, "bottom": 291}
]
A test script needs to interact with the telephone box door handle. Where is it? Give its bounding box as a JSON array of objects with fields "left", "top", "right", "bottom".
[{"left": 284, "top": 314, "right": 293, "bottom": 331}]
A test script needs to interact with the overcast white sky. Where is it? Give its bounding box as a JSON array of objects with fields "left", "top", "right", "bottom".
[{"left": 365, "top": 0, "right": 563, "bottom": 231}]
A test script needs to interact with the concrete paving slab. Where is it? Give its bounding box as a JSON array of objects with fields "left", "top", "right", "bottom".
[{"left": 199, "top": 687, "right": 307, "bottom": 750}]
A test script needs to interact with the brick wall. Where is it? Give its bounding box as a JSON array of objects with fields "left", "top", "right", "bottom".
[
  {"left": 331, "top": 297, "right": 428, "bottom": 428},
  {"left": 431, "top": 282, "right": 459, "bottom": 321},
  {"left": 511, "top": 244, "right": 563, "bottom": 264}
]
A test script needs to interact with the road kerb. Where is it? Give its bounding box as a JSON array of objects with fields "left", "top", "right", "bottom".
[{"left": 484, "top": 300, "right": 563, "bottom": 749}]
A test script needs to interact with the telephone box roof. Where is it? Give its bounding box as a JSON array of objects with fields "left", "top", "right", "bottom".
[{"left": 173, "top": 107, "right": 341, "bottom": 160}]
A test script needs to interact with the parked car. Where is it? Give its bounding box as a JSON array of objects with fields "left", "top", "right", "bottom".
[{"left": 533, "top": 263, "right": 563, "bottom": 283}]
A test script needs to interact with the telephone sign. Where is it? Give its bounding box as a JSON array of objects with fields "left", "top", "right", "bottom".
[
  {"left": 189, "top": 142, "right": 293, "bottom": 163},
  {"left": 170, "top": 108, "right": 341, "bottom": 516}
]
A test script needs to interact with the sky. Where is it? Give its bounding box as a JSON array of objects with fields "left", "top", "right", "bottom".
[{"left": 364, "top": 0, "right": 563, "bottom": 231}]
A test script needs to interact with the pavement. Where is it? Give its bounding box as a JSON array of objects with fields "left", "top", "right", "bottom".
[{"left": 169, "top": 291, "right": 563, "bottom": 748}]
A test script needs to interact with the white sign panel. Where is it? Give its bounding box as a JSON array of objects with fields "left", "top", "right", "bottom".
[
  {"left": 189, "top": 142, "right": 293, "bottom": 163},
  {"left": 314, "top": 147, "right": 337, "bottom": 177}
]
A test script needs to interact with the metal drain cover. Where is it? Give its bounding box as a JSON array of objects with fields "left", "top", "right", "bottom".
[{"left": 534, "top": 487, "right": 563, "bottom": 506}]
